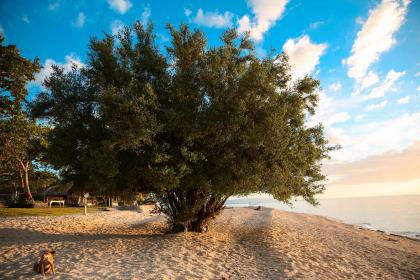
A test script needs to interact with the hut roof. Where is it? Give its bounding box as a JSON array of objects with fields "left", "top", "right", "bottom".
[{"left": 43, "top": 183, "right": 73, "bottom": 196}]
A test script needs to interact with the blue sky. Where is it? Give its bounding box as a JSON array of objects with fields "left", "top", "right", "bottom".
[{"left": 1, "top": 0, "right": 419, "bottom": 197}]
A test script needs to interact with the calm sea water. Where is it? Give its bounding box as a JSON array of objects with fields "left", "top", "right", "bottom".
[{"left": 226, "top": 195, "right": 420, "bottom": 239}]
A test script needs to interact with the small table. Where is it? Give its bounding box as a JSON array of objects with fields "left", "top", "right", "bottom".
[{"left": 49, "top": 200, "right": 65, "bottom": 208}]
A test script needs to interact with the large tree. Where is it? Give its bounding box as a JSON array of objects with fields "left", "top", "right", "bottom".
[
  {"left": 32, "top": 23, "right": 334, "bottom": 232},
  {"left": 0, "top": 35, "right": 44, "bottom": 200}
]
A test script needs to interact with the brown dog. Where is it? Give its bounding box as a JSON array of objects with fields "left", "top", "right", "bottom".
[{"left": 33, "top": 249, "right": 56, "bottom": 276}]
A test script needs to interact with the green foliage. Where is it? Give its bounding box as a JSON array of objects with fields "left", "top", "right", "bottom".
[
  {"left": 32, "top": 22, "right": 335, "bottom": 231},
  {"left": 0, "top": 35, "right": 46, "bottom": 200},
  {"left": 0, "top": 35, "right": 40, "bottom": 107},
  {"left": 0, "top": 167, "right": 58, "bottom": 194}
]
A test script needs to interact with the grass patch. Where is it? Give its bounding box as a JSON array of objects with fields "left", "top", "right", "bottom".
[{"left": 0, "top": 207, "right": 99, "bottom": 217}]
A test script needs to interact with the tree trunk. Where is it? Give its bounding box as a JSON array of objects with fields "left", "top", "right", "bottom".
[
  {"left": 19, "top": 159, "right": 33, "bottom": 201},
  {"left": 157, "top": 189, "right": 228, "bottom": 233},
  {"left": 19, "top": 170, "right": 24, "bottom": 190}
]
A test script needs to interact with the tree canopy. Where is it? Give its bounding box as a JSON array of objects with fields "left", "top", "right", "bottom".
[{"left": 32, "top": 22, "right": 334, "bottom": 231}]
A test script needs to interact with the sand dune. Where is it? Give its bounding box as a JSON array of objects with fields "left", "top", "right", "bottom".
[{"left": 0, "top": 206, "right": 419, "bottom": 279}]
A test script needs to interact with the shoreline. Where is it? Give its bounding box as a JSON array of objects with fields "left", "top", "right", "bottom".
[
  {"left": 226, "top": 195, "right": 420, "bottom": 241},
  {"left": 1, "top": 206, "right": 419, "bottom": 279},
  {"left": 234, "top": 205, "right": 420, "bottom": 242}
]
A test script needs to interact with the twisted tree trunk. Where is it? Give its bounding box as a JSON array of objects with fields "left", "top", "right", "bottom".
[{"left": 158, "top": 189, "right": 228, "bottom": 232}]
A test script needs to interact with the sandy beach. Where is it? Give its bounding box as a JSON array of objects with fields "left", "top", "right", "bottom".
[{"left": 1, "top": 206, "right": 419, "bottom": 279}]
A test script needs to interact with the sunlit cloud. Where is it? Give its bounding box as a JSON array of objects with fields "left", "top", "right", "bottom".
[
  {"left": 397, "top": 95, "right": 410, "bottom": 105},
  {"left": 308, "top": 90, "right": 351, "bottom": 128},
  {"left": 365, "top": 99, "right": 388, "bottom": 111},
  {"left": 343, "top": 0, "right": 410, "bottom": 82},
  {"left": 141, "top": 6, "right": 151, "bottom": 26},
  {"left": 238, "top": 0, "right": 288, "bottom": 41},
  {"left": 364, "top": 69, "right": 405, "bottom": 99},
  {"left": 329, "top": 112, "right": 420, "bottom": 161},
  {"left": 190, "top": 9, "right": 233, "bottom": 28},
  {"left": 282, "top": 35, "right": 327, "bottom": 79},
  {"left": 107, "top": 0, "right": 132, "bottom": 14},
  {"left": 328, "top": 82, "right": 342, "bottom": 92},
  {"left": 72, "top": 12, "right": 86, "bottom": 28},
  {"left": 184, "top": 8, "right": 192, "bottom": 17},
  {"left": 360, "top": 70, "right": 379, "bottom": 91},
  {"left": 110, "top": 20, "right": 124, "bottom": 36},
  {"left": 309, "top": 21, "right": 324, "bottom": 30},
  {"left": 325, "top": 141, "right": 420, "bottom": 185},
  {"left": 32, "top": 54, "right": 85, "bottom": 88}
]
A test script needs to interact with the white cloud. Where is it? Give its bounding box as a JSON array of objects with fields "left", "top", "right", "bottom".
[
  {"left": 355, "top": 16, "right": 364, "bottom": 25},
  {"left": 309, "top": 21, "right": 324, "bottom": 29},
  {"left": 157, "top": 33, "right": 169, "bottom": 43},
  {"left": 397, "top": 95, "right": 410, "bottom": 104},
  {"left": 190, "top": 9, "right": 233, "bottom": 28},
  {"left": 343, "top": 0, "right": 410, "bottom": 81},
  {"left": 110, "top": 20, "right": 124, "bottom": 36},
  {"left": 325, "top": 112, "right": 351, "bottom": 127},
  {"left": 415, "top": 72, "right": 420, "bottom": 77},
  {"left": 238, "top": 0, "right": 288, "bottom": 41},
  {"left": 72, "top": 12, "right": 86, "bottom": 28},
  {"left": 22, "top": 14, "right": 30, "bottom": 24},
  {"left": 327, "top": 128, "right": 343, "bottom": 145},
  {"left": 355, "top": 114, "right": 365, "bottom": 121},
  {"left": 308, "top": 90, "right": 351, "bottom": 128},
  {"left": 365, "top": 99, "right": 388, "bottom": 111},
  {"left": 365, "top": 69, "right": 405, "bottom": 99},
  {"left": 328, "top": 82, "right": 342, "bottom": 92},
  {"left": 141, "top": 7, "right": 151, "bottom": 26},
  {"left": 107, "top": 0, "right": 132, "bottom": 14},
  {"left": 330, "top": 112, "right": 420, "bottom": 161},
  {"left": 417, "top": 86, "right": 420, "bottom": 91},
  {"left": 184, "top": 8, "right": 192, "bottom": 17},
  {"left": 360, "top": 70, "right": 379, "bottom": 90},
  {"left": 33, "top": 54, "right": 84, "bottom": 87},
  {"left": 48, "top": 1, "right": 60, "bottom": 11},
  {"left": 282, "top": 35, "right": 327, "bottom": 79}
]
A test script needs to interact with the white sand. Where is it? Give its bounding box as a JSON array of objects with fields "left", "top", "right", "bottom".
[{"left": 0, "top": 206, "right": 419, "bottom": 279}]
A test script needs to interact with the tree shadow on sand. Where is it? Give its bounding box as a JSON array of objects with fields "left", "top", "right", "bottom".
[
  {"left": 0, "top": 216, "right": 177, "bottom": 279},
  {"left": 0, "top": 209, "right": 295, "bottom": 279},
  {"left": 0, "top": 216, "right": 170, "bottom": 246},
  {"left": 226, "top": 207, "right": 293, "bottom": 279}
]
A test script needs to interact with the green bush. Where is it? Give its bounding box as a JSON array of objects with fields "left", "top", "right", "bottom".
[{"left": 8, "top": 197, "right": 35, "bottom": 208}]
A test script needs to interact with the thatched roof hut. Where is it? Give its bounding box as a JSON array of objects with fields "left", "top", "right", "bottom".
[{"left": 42, "top": 183, "right": 74, "bottom": 204}]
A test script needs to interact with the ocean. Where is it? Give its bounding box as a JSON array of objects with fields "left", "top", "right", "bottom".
[{"left": 226, "top": 195, "right": 420, "bottom": 240}]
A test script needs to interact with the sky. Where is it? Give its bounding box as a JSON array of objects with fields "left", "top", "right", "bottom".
[{"left": 1, "top": 0, "right": 419, "bottom": 198}]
